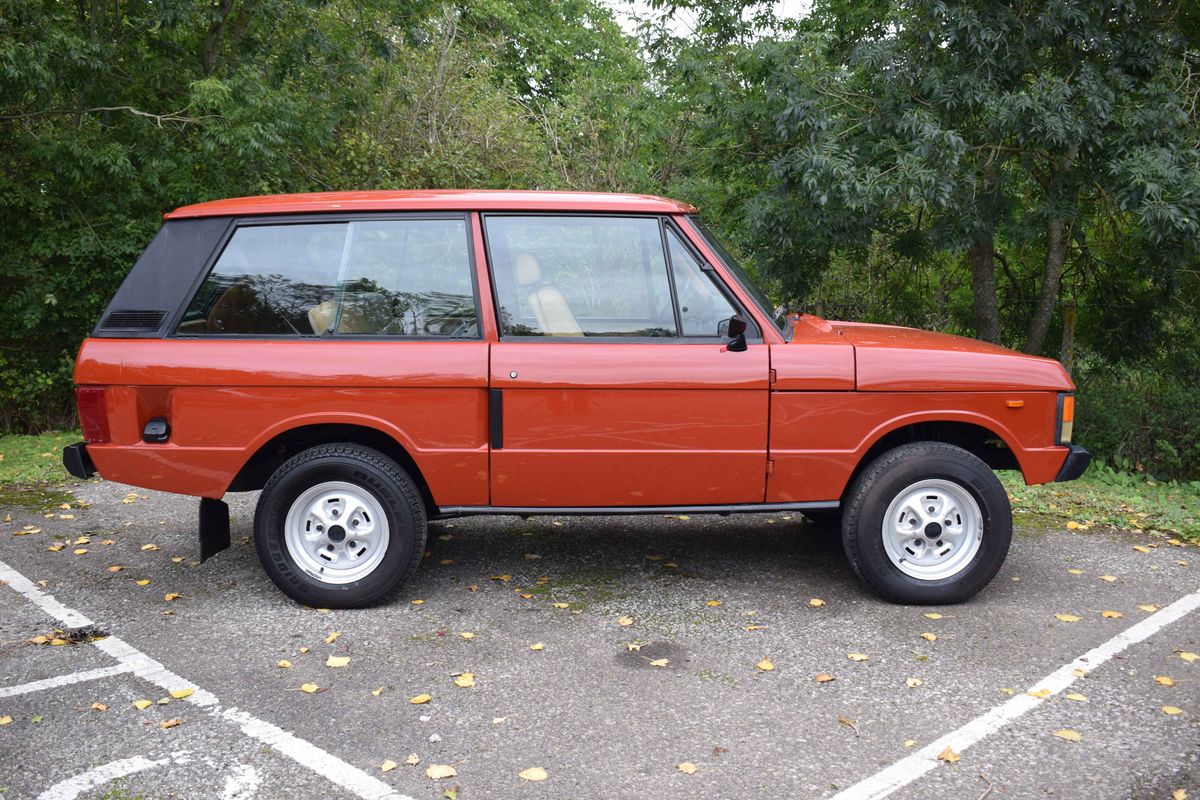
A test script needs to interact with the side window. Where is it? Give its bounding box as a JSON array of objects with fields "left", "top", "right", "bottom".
[
  {"left": 484, "top": 215, "right": 678, "bottom": 337},
  {"left": 177, "top": 218, "right": 477, "bottom": 337},
  {"left": 666, "top": 228, "right": 740, "bottom": 337}
]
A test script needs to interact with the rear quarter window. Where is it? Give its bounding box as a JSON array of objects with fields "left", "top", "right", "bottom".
[{"left": 177, "top": 218, "right": 478, "bottom": 337}]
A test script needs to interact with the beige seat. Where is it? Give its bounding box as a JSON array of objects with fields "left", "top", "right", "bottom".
[{"left": 513, "top": 253, "right": 584, "bottom": 337}]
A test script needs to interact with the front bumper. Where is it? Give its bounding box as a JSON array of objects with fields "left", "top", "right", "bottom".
[
  {"left": 1054, "top": 444, "right": 1091, "bottom": 482},
  {"left": 62, "top": 442, "right": 97, "bottom": 480}
]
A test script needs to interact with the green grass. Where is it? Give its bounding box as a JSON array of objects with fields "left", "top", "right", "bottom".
[
  {"left": 0, "top": 430, "right": 78, "bottom": 486},
  {"left": 1001, "top": 463, "right": 1200, "bottom": 542}
]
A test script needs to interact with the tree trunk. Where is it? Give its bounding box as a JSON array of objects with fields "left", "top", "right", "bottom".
[
  {"left": 969, "top": 235, "right": 1000, "bottom": 344},
  {"left": 1024, "top": 217, "right": 1067, "bottom": 355},
  {"left": 203, "top": 0, "right": 236, "bottom": 77}
]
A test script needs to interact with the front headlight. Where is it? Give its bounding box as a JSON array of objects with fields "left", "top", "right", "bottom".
[{"left": 1057, "top": 392, "right": 1075, "bottom": 445}]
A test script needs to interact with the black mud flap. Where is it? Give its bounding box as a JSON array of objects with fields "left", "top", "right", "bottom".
[{"left": 199, "top": 497, "right": 231, "bottom": 561}]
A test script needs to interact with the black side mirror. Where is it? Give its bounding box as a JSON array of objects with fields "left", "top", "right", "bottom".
[{"left": 724, "top": 314, "right": 748, "bottom": 352}]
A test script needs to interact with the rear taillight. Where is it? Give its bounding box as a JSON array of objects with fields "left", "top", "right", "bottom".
[
  {"left": 1057, "top": 392, "right": 1075, "bottom": 445},
  {"left": 76, "top": 387, "right": 111, "bottom": 443}
]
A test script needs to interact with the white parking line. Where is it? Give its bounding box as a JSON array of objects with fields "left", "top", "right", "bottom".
[
  {"left": 0, "top": 558, "right": 414, "bottom": 800},
  {"left": 0, "top": 663, "right": 133, "bottom": 698},
  {"left": 829, "top": 584, "right": 1200, "bottom": 800},
  {"left": 37, "top": 751, "right": 192, "bottom": 800}
]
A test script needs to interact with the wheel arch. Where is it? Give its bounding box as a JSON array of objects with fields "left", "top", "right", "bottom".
[
  {"left": 228, "top": 418, "right": 435, "bottom": 512},
  {"left": 841, "top": 414, "right": 1022, "bottom": 503}
]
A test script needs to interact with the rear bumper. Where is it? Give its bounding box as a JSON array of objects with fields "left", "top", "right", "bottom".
[
  {"left": 1054, "top": 444, "right": 1091, "bottom": 482},
  {"left": 62, "top": 442, "right": 97, "bottom": 480}
]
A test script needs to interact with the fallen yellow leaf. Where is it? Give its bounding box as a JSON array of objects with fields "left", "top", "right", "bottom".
[
  {"left": 1064, "top": 693, "right": 1087, "bottom": 702},
  {"left": 920, "top": 632, "right": 937, "bottom": 642},
  {"left": 519, "top": 767, "right": 549, "bottom": 782},
  {"left": 903, "top": 739, "right": 916, "bottom": 748},
  {"left": 1054, "top": 729, "right": 1082, "bottom": 742},
  {"left": 454, "top": 672, "right": 476, "bottom": 688},
  {"left": 141, "top": 544, "right": 159, "bottom": 551},
  {"left": 756, "top": 658, "right": 775, "bottom": 671},
  {"left": 73, "top": 548, "right": 88, "bottom": 555},
  {"left": 134, "top": 579, "right": 151, "bottom": 586},
  {"left": 809, "top": 598, "right": 826, "bottom": 608},
  {"left": 489, "top": 574, "right": 512, "bottom": 582},
  {"left": 553, "top": 602, "right": 569, "bottom": 609},
  {"left": 1134, "top": 545, "right": 1152, "bottom": 553},
  {"left": 1067, "top": 568, "right": 1084, "bottom": 575},
  {"left": 649, "top": 658, "right": 669, "bottom": 668},
  {"left": 923, "top": 612, "right": 943, "bottom": 619},
  {"left": 1101, "top": 610, "right": 1122, "bottom": 619},
  {"left": 169, "top": 688, "right": 194, "bottom": 700},
  {"left": 906, "top": 678, "right": 923, "bottom": 688},
  {"left": 426, "top": 764, "right": 457, "bottom": 780},
  {"left": 277, "top": 660, "right": 292, "bottom": 669},
  {"left": 380, "top": 760, "right": 397, "bottom": 772},
  {"left": 745, "top": 624, "right": 766, "bottom": 631},
  {"left": 847, "top": 652, "right": 869, "bottom": 662},
  {"left": 814, "top": 673, "right": 835, "bottom": 683},
  {"left": 164, "top": 593, "right": 182, "bottom": 602},
  {"left": 937, "top": 746, "right": 960, "bottom": 764},
  {"left": 1172, "top": 790, "right": 1187, "bottom": 800},
  {"left": 1099, "top": 575, "right": 1117, "bottom": 582},
  {"left": 410, "top": 599, "right": 424, "bottom": 605},
  {"left": 300, "top": 683, "right": 320, "bottom": 694},
  {"left": 1162, "top": 705, "right": 1184, "bottom": 715},
  {"left": 106, "top": 565, "right": 124, "bottom": 573},
  {"left": 324, "top": 632, "right": 340, "bottom": 644},
  {"left": 405, "top": 753, "right": 419, "bottom": 765},
  {"left": 299, "top": 647, "right": 310, "bottom": 653},
  {"left": 1054, "top": 613, "right": 1082, "bottom": 623},
  {"left": 133, "top": 699, "right": 153, "bottom": 710},
  {"left": 1027, "top": 688, "right": 1052, "bottom": 698},
  {"left": 91, "top": 703, "right": 107, "bottom": 712},
  {"left": 460, "top": 632, "right": 475, "bottom": 639},
  {"left": 617, "top": 616, "right": 633, "bottom": 626},
  {"left": 161, "top": 718, "right": 182, "bottom": 730},
  {"left": 0, "top": 716, "right": 10, "bottom": 725},
  {"left": 1155, "top": 676, "right": 1176, "bottom": 686},
  {"left": 326, "top": 655, "right": 349, "bottom": 668},
  {"left": 47, "top": 543, "right": 64, "bottom": 552},
  {"left": 372, "top": 687, "right": 384, "bottom": 696},
  {"left": 529, "top": 643, "right": 544, "bottom": 651},
  {"left": 705, "top": 600, "right": 722, "bottom": 607},
  {"left": 676, "top": 762, "right": 698, "bottom": 775},
  {"left": 1179, "top": 652, "right": 1198, "bottom": 662},
  {"left": 409, "top": 693, "right": 431, "bottom": 704}
]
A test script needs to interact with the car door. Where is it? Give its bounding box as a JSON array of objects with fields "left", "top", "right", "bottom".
[{"left": 483, "top": 213, "right": 770, "bottom": 508}]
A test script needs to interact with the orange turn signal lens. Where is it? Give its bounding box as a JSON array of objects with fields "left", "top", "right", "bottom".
[{"left": 1061, "top": 395, "right": 1075, "bottom": 422}]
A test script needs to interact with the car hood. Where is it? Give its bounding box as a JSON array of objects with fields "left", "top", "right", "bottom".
[{"left": 830, "top": 321, "right": 1074, "bottom": 392}]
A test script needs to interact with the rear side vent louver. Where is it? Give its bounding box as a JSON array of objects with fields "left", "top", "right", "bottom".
[{"left": 100, "top": 309, "right": 166, "bottom": 331}]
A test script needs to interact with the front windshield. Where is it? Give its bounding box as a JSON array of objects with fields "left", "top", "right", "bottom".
[{"left": 687, "top": 216, "right": 789, "bottom": 336}]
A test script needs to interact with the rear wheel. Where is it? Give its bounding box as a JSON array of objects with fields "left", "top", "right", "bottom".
[
  {"left": 842, "top": 442, "right": 1011, "bottom": 604},
  {"left": 254, "top": 443, "right": 426, "bottom": 608}
]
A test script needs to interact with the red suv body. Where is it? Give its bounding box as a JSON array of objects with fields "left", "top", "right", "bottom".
[{"left": 64, "top": 190, "right": 1089, "bottom": 607}]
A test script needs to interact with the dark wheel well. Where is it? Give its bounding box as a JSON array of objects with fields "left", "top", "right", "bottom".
[
  {"left": 841, "top": 422, "right": 1018, "bottom": 503},
  {"left": 228, "top": 424, "right": 435, "bottom": 512}
]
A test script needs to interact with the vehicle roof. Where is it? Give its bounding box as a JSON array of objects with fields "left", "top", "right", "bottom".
[{"left": 165, "top": 190, "right": 698, "bottom": 219}]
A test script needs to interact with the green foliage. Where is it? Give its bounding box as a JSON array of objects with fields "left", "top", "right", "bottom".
[
  {"left": 0, "top": 430, "right": 80, "bottom": 486},
  {"left": 1001, "top": 465, "right": 1200, "bottom": 542}
]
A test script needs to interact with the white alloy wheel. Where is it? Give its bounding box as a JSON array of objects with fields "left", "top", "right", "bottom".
[
  {"left": 283, "top": 481, "right": 390, "bottom": 584},
  {"left": 881, "top": 479, "right": 983, "bottom": 581}
]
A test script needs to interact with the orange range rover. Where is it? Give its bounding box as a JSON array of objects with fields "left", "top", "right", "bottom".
[{"left": 63, "top": 190, "right": 1089, "bottom": 608}]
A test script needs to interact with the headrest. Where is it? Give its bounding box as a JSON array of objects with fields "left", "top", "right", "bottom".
[{"left": 513, "top": 253, "right": 542, "bottom": 286}]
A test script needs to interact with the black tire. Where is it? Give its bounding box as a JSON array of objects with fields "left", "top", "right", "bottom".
[
  {"left": 254, "top": 444, "right": 426, "bottom": 608},
  {"left": 842, "top": 442, "right": 1011, "bottom": 605}
]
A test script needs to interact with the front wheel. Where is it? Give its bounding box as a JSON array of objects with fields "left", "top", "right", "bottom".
[
  {"left": 842, "top": 442, "right": 1012, "bottom": 604},
  {"left": 254, "top": 444, "right": 427, "bottom": 608}
]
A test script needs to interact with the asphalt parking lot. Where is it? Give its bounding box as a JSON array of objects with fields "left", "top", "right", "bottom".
[{"left": 1, "top": 478, "right": 1197, "bottom": 800}]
